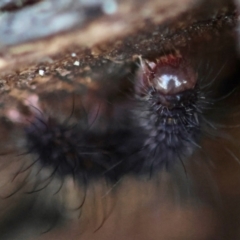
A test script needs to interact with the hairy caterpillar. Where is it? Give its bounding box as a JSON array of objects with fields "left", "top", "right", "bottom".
[
  {"left": 20, "top": 48, "right": 218, "bottom": 184},
  {"left": 134, "top": 53, "right": 202, "bottom": 170},
  {"left": 0, "top": 0, "right": 240, "bottom": 239}
]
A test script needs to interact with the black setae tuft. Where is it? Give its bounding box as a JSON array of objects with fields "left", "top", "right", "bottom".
[{"left": 135, "top": 86, "right": 202, "bottom": 169}]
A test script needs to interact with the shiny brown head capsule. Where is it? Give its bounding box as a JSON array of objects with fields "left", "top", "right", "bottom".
[{"left": 135, "top": 52, "right": 197, "bottom": 99}]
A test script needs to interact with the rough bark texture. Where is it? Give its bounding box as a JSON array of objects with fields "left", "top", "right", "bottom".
[
  {"left": 0, "top": 0, "right": 236, "bottom": 101},
  {"left": 0, "top": 0, "right": 194, "bottom": 71}
]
